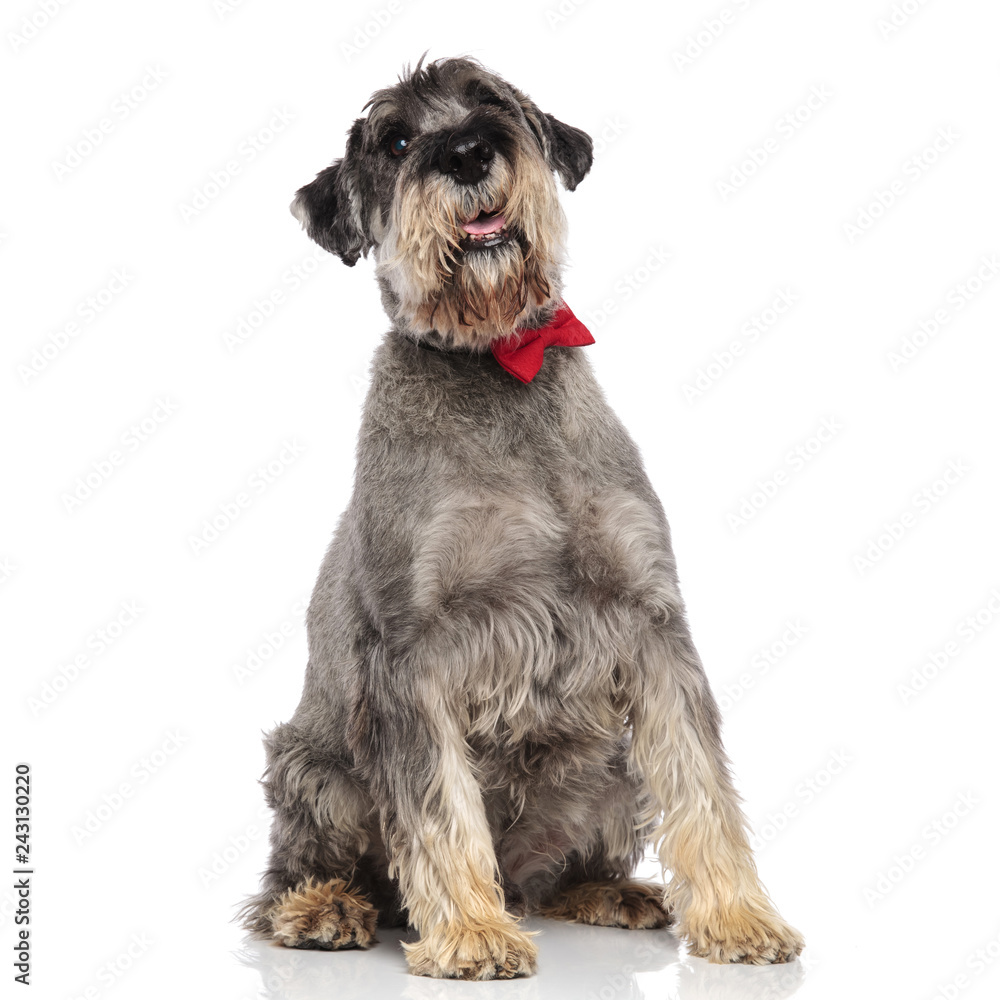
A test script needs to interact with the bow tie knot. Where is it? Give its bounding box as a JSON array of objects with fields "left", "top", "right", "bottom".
[{"left": 490, "top": 304, "right": 594, "bottom": 383}]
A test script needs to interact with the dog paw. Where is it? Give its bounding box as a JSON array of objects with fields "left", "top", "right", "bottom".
[
  {"left": 404, "top": 918, "right": 538, "bottom": 980},
  {"left": 269, "top": 878, "right": 378, "bottom": 951},
  {"left": 541, "top": 879, "right": 672, "bottom": 929},
  {"left": 682, "top": 903, "right": 804, "bottom": 964}
]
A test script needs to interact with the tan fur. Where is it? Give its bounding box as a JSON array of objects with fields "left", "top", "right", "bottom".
[
  {"left": 377, "top": 143, "right": 566, "bottom": 346},
  {"left": 406, "top": 486, "right": 675, "bottom": 751},
  {"left": 680, "top": 890, "right": 805, "bottom": 964},
  {"left": 629, "top": 650, "right": 804, "bottom": 964},
  {"left": 268, "top": 878, "right": 377, "bottom": 950},
  {"left": 385, "top": 709, "right": 539, "bottom": 979},
  {"left": 403, "top": 915, "right": 538, "bottom": 980},
  {"left": 541, "top": 879, "right": 672, "bottom": 929}
]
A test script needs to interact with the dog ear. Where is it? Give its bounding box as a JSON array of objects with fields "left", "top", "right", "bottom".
[
  {"left": 514, "top": 92, "right": 593, "bottom": 191},
  {"left": 290, "top": 124, "right": 368, "bottom": 266},
  {"left": 540, "top": 114, "right": 593, "bottom": 191}
]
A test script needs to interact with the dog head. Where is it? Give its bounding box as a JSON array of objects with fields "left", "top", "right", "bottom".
[{"left": 291, "top": 56, "right": 593, "bottom": 348}]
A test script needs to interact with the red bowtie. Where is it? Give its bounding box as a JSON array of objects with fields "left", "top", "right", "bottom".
[{"left": 491, "top": 304, "right": 595, "bottom": 383}]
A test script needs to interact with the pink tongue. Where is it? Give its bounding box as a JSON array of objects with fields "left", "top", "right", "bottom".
[{"left": 463, "top": 211, "right": 505, "bottom": 235}]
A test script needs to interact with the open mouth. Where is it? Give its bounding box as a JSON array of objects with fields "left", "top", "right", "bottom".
[{"left": 459, "top": 208, "right": 511, "bottom": 250}]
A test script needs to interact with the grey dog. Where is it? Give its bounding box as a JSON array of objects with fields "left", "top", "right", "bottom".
[{"left": 240, "top": 56, "right": 804, "bottom": 979}]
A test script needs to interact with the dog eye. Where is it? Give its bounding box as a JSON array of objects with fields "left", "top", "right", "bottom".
[
  {"left": 388, "top": 135, "right": 409, "bottom": 157},
  {"left": 478, "top": 93, "right": 506, "bottom": 108}
]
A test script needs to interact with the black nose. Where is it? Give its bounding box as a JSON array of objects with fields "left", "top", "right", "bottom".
[{"left": 437, "top": 134, "right": 494, "bottom": 184}]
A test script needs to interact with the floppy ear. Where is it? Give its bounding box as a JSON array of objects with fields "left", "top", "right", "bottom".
[
  {"left": 290, "top": 124, "right": 368, "bottom": 266},
  {"left": 540, "top": 113, "right": 593, "bottom": 191},
  {"left": 514, "top": 91, "right": 593, "bottom": 191}
]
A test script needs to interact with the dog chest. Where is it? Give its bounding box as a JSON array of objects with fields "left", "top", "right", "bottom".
[{"left": 350, "top": 336, "right": 682, "bottom": 703}]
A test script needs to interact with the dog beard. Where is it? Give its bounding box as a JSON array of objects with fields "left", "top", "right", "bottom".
[{"left": 375, "top": 146, "right": 567, "bottom": 349}]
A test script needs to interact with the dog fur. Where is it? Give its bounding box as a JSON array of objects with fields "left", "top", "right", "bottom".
[{"left": 240, "top": 56, "right": 804, "bottom": 979}]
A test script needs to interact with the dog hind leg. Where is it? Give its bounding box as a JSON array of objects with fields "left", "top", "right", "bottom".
[
  {"left": 541, "top": 879, "right": 671, "bottom": 929},
  {"left": 239, "top": 723, "right": 385, "bottom": 950},
  {"left": 537, "top": 777, "right": 671, "bottom": 930}
]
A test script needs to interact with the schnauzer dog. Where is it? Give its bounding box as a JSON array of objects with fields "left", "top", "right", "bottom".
[{"left": 241, "top": 56, "right": 804, "bottom": 979}]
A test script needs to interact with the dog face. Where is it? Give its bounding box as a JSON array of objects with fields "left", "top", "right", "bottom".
[{"left": 291, "top": 57, "right": 593, "bottom": 347}]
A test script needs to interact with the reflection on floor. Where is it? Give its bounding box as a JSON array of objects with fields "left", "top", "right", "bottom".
[{"left": 235, "top": 916, "right": 807, "bottom": 1000}]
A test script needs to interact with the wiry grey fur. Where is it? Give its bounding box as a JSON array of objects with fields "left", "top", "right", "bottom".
[{"left": 240, "top": 56, "right": 803, "bottom": 978}]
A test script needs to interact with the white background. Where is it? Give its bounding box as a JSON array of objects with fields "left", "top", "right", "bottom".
[{"left": 5, "top": 1, "right": 1000, "bottom": 998}]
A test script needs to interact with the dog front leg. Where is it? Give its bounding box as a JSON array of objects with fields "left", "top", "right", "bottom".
[
  {"left": 630, "top": 625, "right": 804, "bottom": 964},
  {"left": 358, "top": 702, "right": 537, "bottom": 980}
]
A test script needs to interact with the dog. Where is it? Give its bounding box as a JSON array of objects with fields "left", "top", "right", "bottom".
[{"left": 240, "top": 56, "right": 804, "bottom": 979}]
